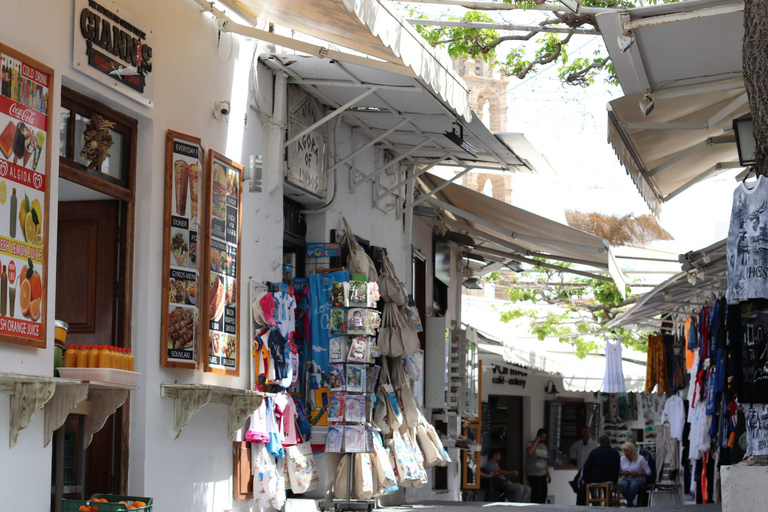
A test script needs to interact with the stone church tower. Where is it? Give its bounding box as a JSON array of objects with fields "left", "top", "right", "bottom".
[{"left": 453, "top": 56, "right": 512, "bottom": 204}]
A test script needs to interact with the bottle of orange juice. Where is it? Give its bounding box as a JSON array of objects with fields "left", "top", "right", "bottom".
[
  {"left": 88, "top": 345, "right": 100, "bottom": 368},
  {"left": 127, "top": 349, "right": 134, "bottom": 371},
  {"left": 97, "top": 346, "right": 109, "bottom": 368},
  {"left": 76, "top": 345, "right": 89, "bottom": 368},
  {"left": 119, "top": 348, "right": 128, "bottom": 370},
  {"left": 64, "top": 345, "right": 77, "bottom": 368}
]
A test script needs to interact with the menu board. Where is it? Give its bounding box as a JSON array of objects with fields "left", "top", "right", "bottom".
[
  {"left": 203, "top": 150, "right": 242, "bottom": 375},
  {"left": 0, "top": 45, "right": 52, "bottom": 348},
  {"left": 161, "top": 131, "right": 204, "bottom": 368}
]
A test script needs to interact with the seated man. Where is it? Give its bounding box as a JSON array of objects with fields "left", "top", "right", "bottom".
[
  {"left": 481, "top": 449, "right": 532, "bottom": 503},
  {"left": 580, "top": 434, "right": 621, "bottom": 503}
]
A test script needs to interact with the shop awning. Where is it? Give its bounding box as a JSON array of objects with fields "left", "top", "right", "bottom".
[
  {"left": 418, "top": 174, "right": 626, "bottom": 294},
  {"left": 605, "top": 239, "right": 727, "bottom": 330},
  {"left": 596, "top": 0, "right": 746, "bottom": 214},
  {"left": 260, "top": 54, "right": 531, "bottom": 174},
  {"left": 205, "top": 0, "right": 473, "bottom": 121}
]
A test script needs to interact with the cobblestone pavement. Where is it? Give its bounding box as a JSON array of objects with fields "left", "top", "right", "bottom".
[{"left": 383, "top": 502, "right": 721, "bottom": 511}]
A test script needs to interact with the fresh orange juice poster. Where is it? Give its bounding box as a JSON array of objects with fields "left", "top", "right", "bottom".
[{"left": 0, "top": 45, "right": 51, "bottom": 348}]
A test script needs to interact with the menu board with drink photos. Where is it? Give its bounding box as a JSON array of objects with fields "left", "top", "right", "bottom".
[
  {"left": 161, "top": 131, "right": 204, "bottom": 368},
  {"left": 202, "top": 150, "right": 242, "bottom": 375},
  {"left": 0, "top": 44, "right": 52, "bottom": 348}
]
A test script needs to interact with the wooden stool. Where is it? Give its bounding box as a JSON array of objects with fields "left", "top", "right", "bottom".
[{"left": 586, "top": 483, "right": 619, "bottom": 507}]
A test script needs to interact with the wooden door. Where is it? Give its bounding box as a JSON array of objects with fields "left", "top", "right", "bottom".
[
  {"left": 56, "top": 199, "right": 121, "bottom": 495},
  {"left": 56, "top": 200, "right": 119, "bottom": 345}
]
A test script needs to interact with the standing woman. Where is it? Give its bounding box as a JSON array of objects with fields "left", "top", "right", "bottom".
[
  {"left": 526, "top": 428, "right": 552, "bottom": 503},
  {"left": 619, "top": 442, "right": 651, "bottom": 507}
]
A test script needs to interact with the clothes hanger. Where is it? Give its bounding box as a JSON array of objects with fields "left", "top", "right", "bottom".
[{"left": 743, "top": 166, "right": 758, "bottom": 184}]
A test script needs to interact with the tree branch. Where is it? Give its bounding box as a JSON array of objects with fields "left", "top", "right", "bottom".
[
  {"left": 564, "top": 56, "right": 612, "bottom": 86},
  {"left": 513, "top": 32, "right": 574, "bottom": 79}
]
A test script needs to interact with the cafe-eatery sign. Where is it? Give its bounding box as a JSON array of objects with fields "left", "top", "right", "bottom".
[
  {"left": 73, "top": 0, "right": 154, "bottom": 107},
  {"left": 490, "top": 363, "right": 527, "bottom": 388}
]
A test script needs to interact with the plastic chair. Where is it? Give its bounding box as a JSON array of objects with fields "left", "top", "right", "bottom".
[{"left": 648, "top": 482, "right": 681, "bottom": 506}]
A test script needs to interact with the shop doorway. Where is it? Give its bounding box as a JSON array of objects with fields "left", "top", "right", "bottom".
[
  {"left": 487, "top": 395, "right": 524, "bottom": 475},
  {"left": 51, "top": 87, "right": 136, "bottom": 505}
]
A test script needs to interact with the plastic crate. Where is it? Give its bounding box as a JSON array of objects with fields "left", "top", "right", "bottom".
[{"left": 62, "top": 495, "right": 152, "bottom": 511}]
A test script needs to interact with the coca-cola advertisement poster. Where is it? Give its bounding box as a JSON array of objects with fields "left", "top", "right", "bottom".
[
  {"left": 202, "top": 150, "right": 242, "bottom": 376},
  {"left": 0, "top": 45, "right": 52, "bottom": 348},
  {"left": 161, "top": 131, "right": 204, "bottom": 368}
]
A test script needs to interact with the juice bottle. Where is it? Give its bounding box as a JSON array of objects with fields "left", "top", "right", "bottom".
[
  {"left": 9, "top": 188, "right": 16, "bottom": 239},
  {"left": 1, "top": 265, "right": 7, "bottom": 317},
  {"left": 127, "top": 349, "right": 134, "bottom": 371},
  {"left": 99, "top": 345, "right": 110, "bottom": 368},
  {"left": 111, "top": 347, "right": 119, "bottom": 369},
  {"left": 88, "top": 345, "right": 100, "bottom": 368},
  {"left": 76, "top": 345, "right": 88, "bottom": 368},
  {"left": 64, "top": 345, "right": 77, "bottom": 368},
  {"left": 118, "top": 348, "right": 127, "bottom": 370}
]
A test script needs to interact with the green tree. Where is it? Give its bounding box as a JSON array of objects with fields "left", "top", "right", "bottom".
[
  {"left": 411, "top": 0, "right": 678, "bottom": 86},
  {"left": 487, "top": 261, "right": 647, "bottom": 358}
]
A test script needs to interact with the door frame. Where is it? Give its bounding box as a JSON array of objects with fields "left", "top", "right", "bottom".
[{"left": 58, "top": 86, "right": 137, "bottom": 493}]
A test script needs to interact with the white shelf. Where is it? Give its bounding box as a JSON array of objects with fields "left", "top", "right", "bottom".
[
  {"left": 160, "top": 384, "right": 270, "bottom": 442},
  {"left": 0, "top": 372, "right": 134, "bottom": 448}
]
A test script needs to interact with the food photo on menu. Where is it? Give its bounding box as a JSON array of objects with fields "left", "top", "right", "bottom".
[
  {"left": 168, "top": 306, "right": 195, "bottom": 352},
  {"left": 170, "top": 228, "right": 189, "bottom": 267},
  {"left": 209, "top": 274, "right": 225, "bottom": 323},
  {"left": 212, "top": 162, "right": 227, "bottom": 221}
]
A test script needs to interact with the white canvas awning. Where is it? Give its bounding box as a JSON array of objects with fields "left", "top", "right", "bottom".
[
  {"left": 607, "top": 79, "right": 747, "bottom": 214},
  {"left": 214, "top": 0, "right": 473, "bottom": 121},
  {"left": 471, "top": 309, "right": 647, "bottom": 392},
  {"left": 418, "top": 174, "right": 626, "bottom": 294},
  {"left": 597, "top": 0, "right": 746, "bottom": 213},
  {"left": 605, "top": 239, "right": 726, "bottom": 330}
]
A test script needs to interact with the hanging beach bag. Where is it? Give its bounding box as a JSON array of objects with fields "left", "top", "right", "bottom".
[
  {"left": 427, "top": 423, "right": 450, "bottom": 467},
  {"left": 355, "top": 453, "right": 375, "bottom": 500},
  {"left": 334, "top": 454, "right": 351, "bottom": 499},
  {"left": 286, "top": 442, "right": 319, "bottom": 494},
  {"left": 381, "top": 359, "right": 403, "bottom": 428},
  {"left": 416, "top": 422, "right": 442, "bottom": 468},
  {"left": 371, "top": 432, "right": 397, "bottom": 491},
  {"left": 374, "top": 389, "right": 391, "bottom": 436},
  {"left": 399, "top": 427, "right": 428, "bottom": 488},
  {"left": 342, "top": 217, "right": 378, "bottom": 282},
  {"left": 390, "top": 429, "right": 418, "bottom": 484}
]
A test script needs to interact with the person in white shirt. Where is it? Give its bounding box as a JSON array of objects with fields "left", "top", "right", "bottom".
[
  {"left": 619, "top": 442, "right": 652, "bottom": 507},
  {"left": 570, "top": 427, "right": 598, "bottom": 468}
]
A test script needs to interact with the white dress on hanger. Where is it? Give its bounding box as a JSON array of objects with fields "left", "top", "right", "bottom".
[{"left": 603, "top": 338, "right": 626, "bottom": 393}]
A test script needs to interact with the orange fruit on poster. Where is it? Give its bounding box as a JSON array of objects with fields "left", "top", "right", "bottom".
[
  {"left": 29, "top": 298, "right": 41, "bottom": 321},
  {"left": 29, "top": 271, "right": 41, "bottom": 300},
  {"left": 19, "top": 265, "right": 27, "bottom": 284},
  {"left": 19, "top": 279, "right": 30, "bottom": 316}
]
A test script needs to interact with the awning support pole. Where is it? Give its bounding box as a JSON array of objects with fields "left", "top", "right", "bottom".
[
  {"left": 385, "top": 155, "right": 452, "bottom": 204},
  {"left": 410, "top": 167, "right": 476, "bottom": 208},
  {"left": 706, "top": 92, "right": 748, "bottom": 128},
  {"left": 359, "top": 138, "right": 433, "bottom": 192},
  {"left": 663, "top": 162, "right": 740, "bottom": 201},
  {"left": 648, "top": 140, "right": 710, "bottom": 177},
  {"left": 331, "top": 119, "right": 410, "bottom": 187},
  {"left": 284, "top": 87, "right": 380, "bottom": 147}
]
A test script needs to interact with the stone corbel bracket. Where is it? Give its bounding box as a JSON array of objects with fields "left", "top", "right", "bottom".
[{"left": 161, "top": 384, "right": 267, "bottom": 441}]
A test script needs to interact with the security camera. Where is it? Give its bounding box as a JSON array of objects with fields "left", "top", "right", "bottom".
[{"left": 214, "top": 100, "right": 230, "bottom": 122}]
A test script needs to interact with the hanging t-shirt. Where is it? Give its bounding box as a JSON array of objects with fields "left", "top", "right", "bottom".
[
  {"left": 728, "top": 301, "right": 768, "bottom": 403},
  {"left": 273, "top": 290, "right": 297, "bottom": 341},
  {"left": 727, "top": 176, "right": 768, "bottom": 304}
]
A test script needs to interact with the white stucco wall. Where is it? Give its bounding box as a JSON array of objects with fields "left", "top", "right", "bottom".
[
  {"left": 0, "top": 0, "right": 283, "bottom": 509},
  {"left": 0, "top": 3, "right": 449, "bottom": 511}
]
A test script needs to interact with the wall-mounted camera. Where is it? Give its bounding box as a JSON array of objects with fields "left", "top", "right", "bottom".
[{"left": 213, "top": 100, "right": 230, "bottom": 122}]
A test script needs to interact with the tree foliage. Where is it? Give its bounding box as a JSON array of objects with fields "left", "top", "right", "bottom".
[
  {"left": 487, "top": 260, "right": 647, "bottom": 358},
  {"left": 411, "top": 0, "right": 679, "bottom": 86}
]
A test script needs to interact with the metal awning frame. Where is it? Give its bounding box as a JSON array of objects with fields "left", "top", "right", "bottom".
[{"left": 262, "top": 54, "right": 518, "bottom": 212}]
